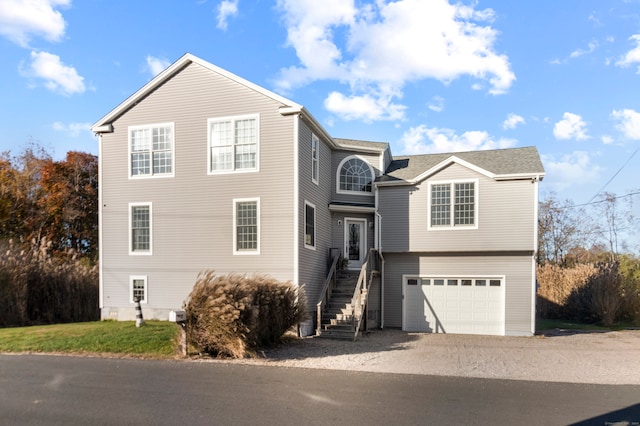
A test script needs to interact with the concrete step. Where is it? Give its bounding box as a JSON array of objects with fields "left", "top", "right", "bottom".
[{"left": 318, "top": 328, "right": 356, "bottom": 340}]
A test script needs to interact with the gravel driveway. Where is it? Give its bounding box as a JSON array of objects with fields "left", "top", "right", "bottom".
[{"left": 236, "top": 328, "right": 640, "bottom": 385}]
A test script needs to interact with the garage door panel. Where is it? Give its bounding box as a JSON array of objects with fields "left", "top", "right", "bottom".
[{"left": 403, "top": 277, "right": 505, "bottom": 336}]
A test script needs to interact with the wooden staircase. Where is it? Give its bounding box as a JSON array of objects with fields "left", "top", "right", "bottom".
[{"left": 318, "top": 270, "right": 360, "bottom": 339}]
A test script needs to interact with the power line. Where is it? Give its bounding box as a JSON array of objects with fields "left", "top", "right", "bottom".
[
  {"left": 586, "top": 144, "right": 640, "bottom": 204},
  {"left": 572, "top": 190, "right": 640, "bottom": 208}
]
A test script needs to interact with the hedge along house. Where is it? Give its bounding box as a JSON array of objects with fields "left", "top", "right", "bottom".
[{"left": 92, "top": 53, "right": 545, "bottom": 337}]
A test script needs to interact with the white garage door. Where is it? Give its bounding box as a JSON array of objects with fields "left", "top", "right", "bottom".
[{"left": 403, "top": 277, "right": 505, "bottom": 335}]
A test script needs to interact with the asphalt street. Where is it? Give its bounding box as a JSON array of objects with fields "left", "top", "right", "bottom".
[{"left": 0, "top": 354, "right": 638, "bottom": 425}]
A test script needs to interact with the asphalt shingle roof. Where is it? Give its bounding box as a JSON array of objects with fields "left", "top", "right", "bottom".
[
  {"left": 378, "top": 146, "right": 545, "bottom": 183},
  {"left": 334, "top": 138, "right": 389, "bottom": 151}
]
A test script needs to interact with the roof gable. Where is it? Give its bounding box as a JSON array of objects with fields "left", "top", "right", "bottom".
[
  {"left": 378, "top": 146, "right": 545, "bottom": 185},
  {"left": 92, "top": 53, "right": 301, "bottom": 132}
]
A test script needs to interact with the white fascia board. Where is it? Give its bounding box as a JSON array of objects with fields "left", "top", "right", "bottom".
[
  {"left": 328, "top": 204, "right": 376, "bottom": 213},
  {"left": 293, "top": 107, "right": 338, "bottom": 149},
  {"left": 494, "top": 172, "right": 546, "bottom": 181},
  {"left": 375, "top": 179, "right": 410, "bottom": 187},
  {"left": 92, "top": 52, "right": 302, "bottom": 130},
  {"left": 92, "top": 124, "right": 113, "bottom": 134}
]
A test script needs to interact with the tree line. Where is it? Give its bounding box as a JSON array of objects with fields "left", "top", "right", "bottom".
[
  {"left": 537, "top": 191, "right": 639, "bottom": 326},
  {"left": 0, "top": 145, "right": 98, "bottom": 327},
  {"left": 0, "top": 145, "right": 98, "bottom": 260}
]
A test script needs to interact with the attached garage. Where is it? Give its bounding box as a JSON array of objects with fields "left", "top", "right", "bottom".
[{"left": 403, "top": 276, "right": 505, "bottom": 335}]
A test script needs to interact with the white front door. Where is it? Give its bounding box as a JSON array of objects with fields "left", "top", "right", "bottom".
[{"left": 344, "top": 218, "right": 367, "bottom": 269}]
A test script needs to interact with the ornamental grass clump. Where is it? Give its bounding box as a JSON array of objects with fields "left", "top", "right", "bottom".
[
  {"left": 184, "top": 271, "right": 308, "bottom": 358},
  {"left": 0, "top": 238, "right": 98, "bottom": 327}
]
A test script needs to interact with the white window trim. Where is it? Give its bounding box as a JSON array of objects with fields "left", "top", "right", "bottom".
[
  {"left": 128, "top": 122, "right": 175, "bottom": 179},
  {"left": 208, "top": 113, "right": 260, "bottom": 175},
  {"left": 427, "top": 178, "right": 479, "bottom": 231},
  {"left": 233, "top": 197, "right": 260, "bottom": 255},
  {"left": 336, "top": 155, "right": 375, "bottom": 196},
  {"left": 304, "top": 200, "right": 316, "bottom": 250},
  {"left": 311, "top": 134, "right": 319, "bottom": 186},
  {"left": 129, "top": 275, "right": 148, "bottom": 304},
  {"left": 129, "top": 202, "right": 153, "bottom": 255}
]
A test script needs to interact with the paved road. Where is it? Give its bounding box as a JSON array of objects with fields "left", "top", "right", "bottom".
[{"left": 1, "top": 354, "right": 639, "bottom": 425}]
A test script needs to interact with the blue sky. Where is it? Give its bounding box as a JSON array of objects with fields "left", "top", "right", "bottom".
[{"left": 1, "top": 0, "right": 639, "bottom": 249}]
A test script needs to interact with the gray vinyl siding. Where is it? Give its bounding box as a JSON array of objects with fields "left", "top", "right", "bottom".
[
  {"left": 331, "top": 150, "right": 380, "bottom": 204},
  {"left": 330, "top": 212, "right": 375, "bottom": 258},
  {"left": 297, "top": 120, "right": 333, "bottom": 308},
  {"left": 382, "top": 253, "right": 534, "bottom": 335},
  {"left": 379, "top": 163, "right": 537, "bottom": 253},
  {"left": 100, "top": 62, "right": 296, "bottom": 319}
]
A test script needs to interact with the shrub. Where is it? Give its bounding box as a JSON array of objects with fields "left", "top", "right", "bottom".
[
  {"left": 0, "top": 239, "right": 98, "bottom": 327},
  {"left": 567, "top": 263, "right": 625, "bottom": 326},
  {"left": 537, "top": 261, "right": 640, "bottom": 326},
  {"left": 536, "top": 263, "right": 595, "bottom": 319},
  {"left": 184, "top": 271, "right": 308, "bottom": 358}
]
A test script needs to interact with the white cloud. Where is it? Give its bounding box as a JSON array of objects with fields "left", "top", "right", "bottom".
[
  {"left": 276, "top": 0, "right": 514, "bottom": 122},
  {"left": 541, "top": 151, "right": 602, "bottom": 191},
  {"left": 601, "top": 135, "right": 614, "bottom": 145},
  {"left": 611, "top": 109, "right": 640, "bottom": 140},
  {"left": 216, "top": 0, "right": 239, "bottom": 31},
  {"left": 615, "top": 34, "right": 640, "bottom": 73},
  {"left": 399, "top": 125, "right": 517, "bottom": 155},
  {"left": 0, "top": 0, "right": 69, "bottom": 47},
  {"left": 324, "top": 89, "right": 406, "bottom": 121},
  {"left": 53, "top": 121, "right": 91, "bottom": 137},
  {"left": 503, "top": 113, "right": 525, "bottom": 130},
  {"left": 553, "top": 112, "right": 589, "bottom": 140},
  {"left": 427, "top": 96, "right": 444, "bottom": 112},
  {"left": 22, "top": 50, "right": 85, "bottom": 96},
  {"left": 145, "top": 55, "right": 170, "bottom": 77},
  {"left": 569, "top": 40, "right": 598, "bottom": 59}
]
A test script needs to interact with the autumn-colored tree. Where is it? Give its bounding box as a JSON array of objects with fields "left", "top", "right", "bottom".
[
  {"left": 0, "top": 146, "right": 98, "bottom": 260},
  {"left": 38, "top": 151, "right": 98, "bottom": 257}
]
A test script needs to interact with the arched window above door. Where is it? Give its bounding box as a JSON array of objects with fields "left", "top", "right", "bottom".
[{"left": 337, "top": 156, "right": 374, "bottom": 194}]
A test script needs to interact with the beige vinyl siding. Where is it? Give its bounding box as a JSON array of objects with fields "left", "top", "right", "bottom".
[
  {"left": 382, "top": 253, "right": 534, "bottom": 335},
  {"left": 297, "top": 120, "right": 333, "bottom": 307},
  {"left": 379, "top": 163, "right": 537, "bottom": 253},
  {"left": 100, "top": 62, "right": 296, "bottom": 318}
]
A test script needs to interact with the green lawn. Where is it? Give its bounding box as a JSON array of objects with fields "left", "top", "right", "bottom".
[{"left": 0, "top": 321, "right": 180, "bottom": 358}]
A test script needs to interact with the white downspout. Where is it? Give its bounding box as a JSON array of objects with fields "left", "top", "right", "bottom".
[
  {"left": 292, "top": 114, "right": 300, "bottom": 288},
  {"left": 531, "top": 175, "right": 541, "bottom": 336},
  {"left": 98, "top": 134, "right": 104, "bottom": 314},
  {"left": 375, "top": 185, "right": 384, "bottom": 329}
]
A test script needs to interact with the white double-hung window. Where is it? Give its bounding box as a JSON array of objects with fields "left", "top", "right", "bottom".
[
  {"left": 428, "top": 179, "right": 478, "bottom": 229},
  {"left": 129, "top": 123, "right": 174, "bottom": 177},
  {"left": 129, "top": 202, "right": 152, "bottom": 255},
  {"left": 233, "top": 198, "right": 260, "bottom": 254},
  {"left": 130, "top": 275, "right": 148, "bottom": 303},
  {"left": 209, "top": 114, "right": 259, "bottom": 173}
]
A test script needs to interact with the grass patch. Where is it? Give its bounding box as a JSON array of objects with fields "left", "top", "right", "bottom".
[{"left": 0, "top": 321, "right": 180, "bottom": 358}]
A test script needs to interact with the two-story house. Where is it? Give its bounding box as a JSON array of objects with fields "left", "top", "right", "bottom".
[{"left": 92, "top": 53, "right": 544, "bottom": 337}]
